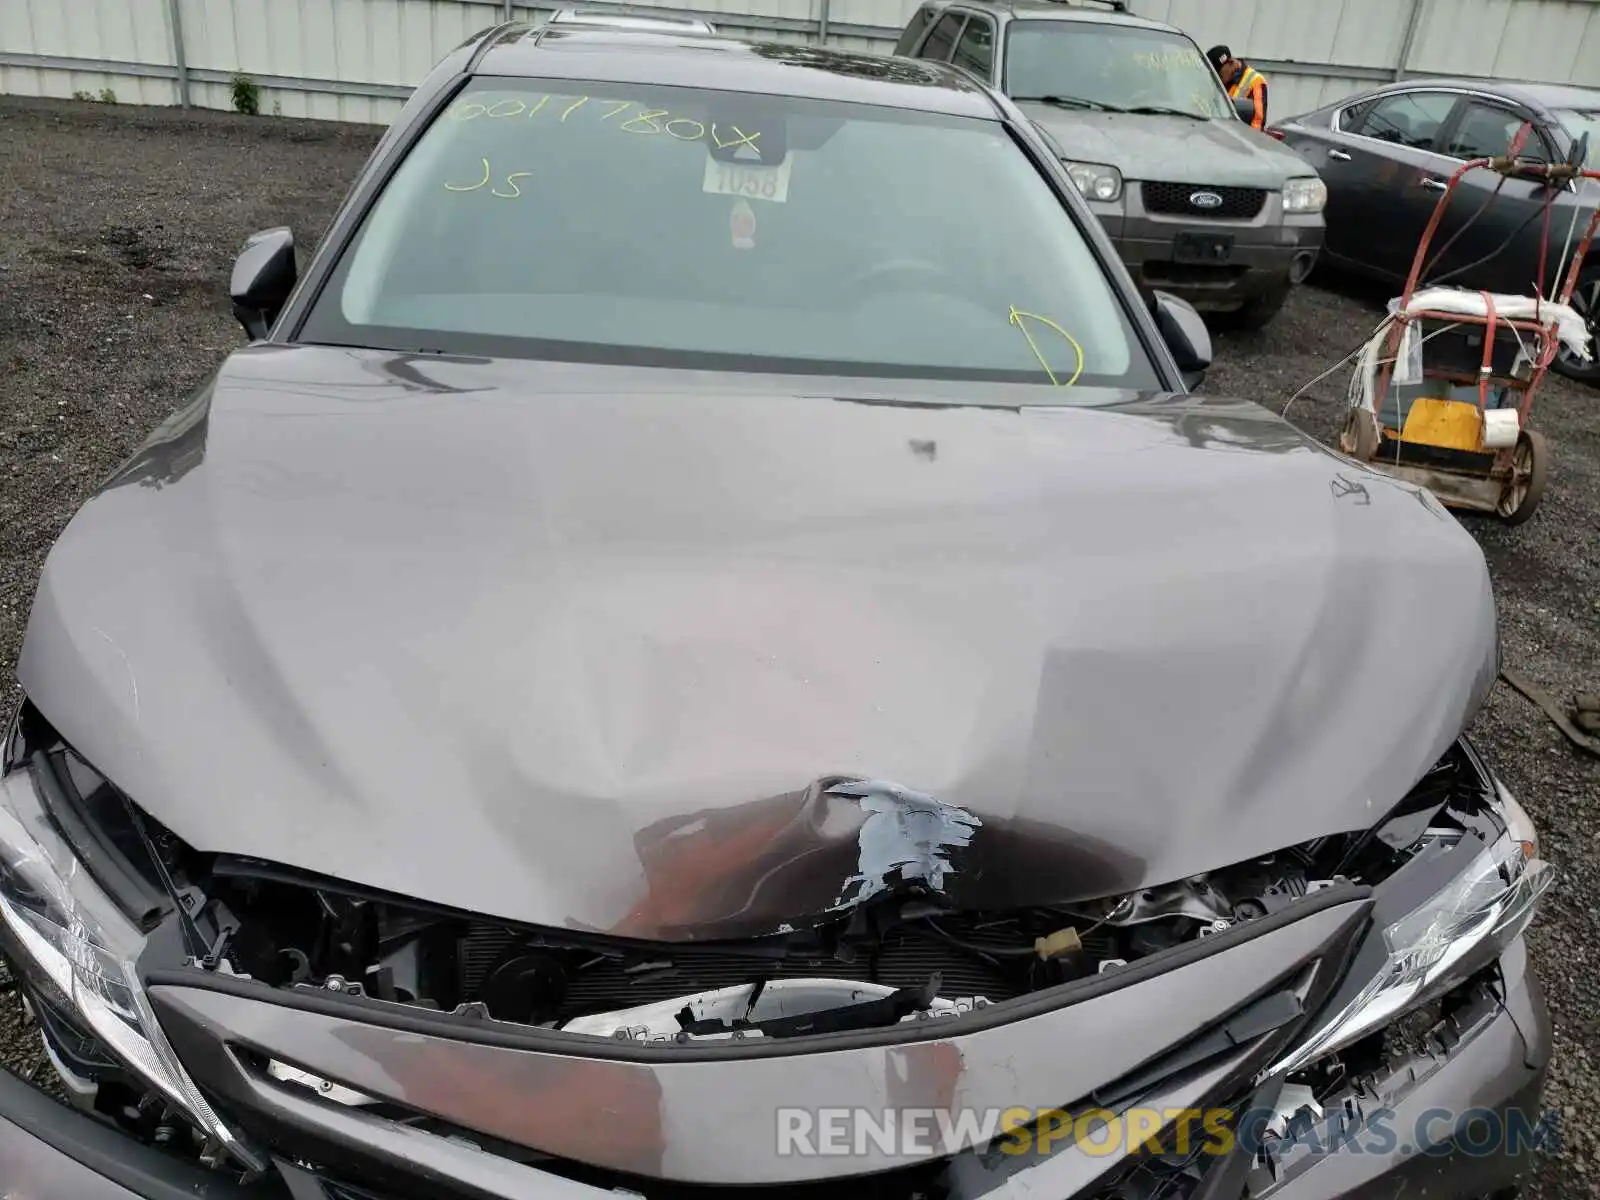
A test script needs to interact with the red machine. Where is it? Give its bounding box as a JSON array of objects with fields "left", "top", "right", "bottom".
[{"left": 1340, "top": 127, "right": 1597, "bottom": 524}]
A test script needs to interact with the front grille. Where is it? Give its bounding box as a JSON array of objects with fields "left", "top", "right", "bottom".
[{"left": 1142, "top": 181, "right": 1266, "bottom": 219}]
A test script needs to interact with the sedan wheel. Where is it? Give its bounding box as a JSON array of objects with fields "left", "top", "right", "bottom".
[{"left": 1552, "top": 273, "right": 1600, "bottom": 385}]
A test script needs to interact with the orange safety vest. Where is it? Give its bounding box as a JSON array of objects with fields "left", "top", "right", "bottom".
[{"left": 1228, "top": 65, "right": 1268, "bottom": 130}]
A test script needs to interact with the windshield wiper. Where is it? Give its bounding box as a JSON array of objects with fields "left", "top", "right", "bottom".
[
  {"left": 1122, "top": 104, "right": 1210, "bottom": 121},
  {"left": 1020, "top": 94, "right": 1123, "bottom": 113}
]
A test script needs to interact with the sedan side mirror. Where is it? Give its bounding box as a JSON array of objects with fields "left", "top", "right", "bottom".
[
  {"left": 1232, "top": 94, "right": 1255, "bottom": 122},
  {"left": 230, "top": 228, "right": 297, "bottom": 341},
  {"left": 1151, "top": 291, "right": 1212, "bottom": 386}
]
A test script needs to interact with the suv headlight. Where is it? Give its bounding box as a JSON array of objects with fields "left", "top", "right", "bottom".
[
  {"left": 1063, "top": 160, "right": 1123, "bottom": 202},
  {"left": 1283, "top": 176, "right": 1327, "bottom": 214},
  {"left": 1272, "top": 817, "right": 1552, "bottom": 1076},
  {"left": 0, "top": 770, "right": 260, "bottom": 1168}
]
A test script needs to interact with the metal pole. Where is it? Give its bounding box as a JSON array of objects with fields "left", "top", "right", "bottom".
[
  {"left": 1393, "top": 0, "right": 1426, "bottom": 81},
  {"left": 817, "top": 0, "right": 830, "bottom": 44},
  {"left": 504, "top": 0, "right": 516, "bottom": 20},
  {"left": 164, "top": 0, "right": 191, "bottom": 108}
]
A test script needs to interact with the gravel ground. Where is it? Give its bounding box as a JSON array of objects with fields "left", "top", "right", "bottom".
[{"left": 0, "top": 95, "right": 1596, "bottom": 1193}]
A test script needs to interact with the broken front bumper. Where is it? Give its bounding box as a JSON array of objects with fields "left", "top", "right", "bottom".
[{"left": 0, "top": 909, "right": 1551, "bottom": 1200}]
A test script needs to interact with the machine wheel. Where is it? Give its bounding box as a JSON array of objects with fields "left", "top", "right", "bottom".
[
  {"left": 1551, "top": 271, "right": 1600, "bottom": 386},
  {"left": 1496, "top": 430, "right": 1549, "bottom": 524},
  {"left": 1339, "top": 408, "right": 1381, "bottom": 460}
]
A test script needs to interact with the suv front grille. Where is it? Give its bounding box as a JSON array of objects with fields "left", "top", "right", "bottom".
[{"left": 1142, "top": 182, "right": 1266, "bottom": 219}]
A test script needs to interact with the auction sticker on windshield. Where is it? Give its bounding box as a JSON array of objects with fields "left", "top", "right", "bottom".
[{"left": 703, "top": 155, "right": 792, "bottom": 202}]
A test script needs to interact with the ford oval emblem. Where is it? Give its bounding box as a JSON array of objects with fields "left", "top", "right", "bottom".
[{"left": 1190, "top": 190, "right": 1224, "bottom": 209}]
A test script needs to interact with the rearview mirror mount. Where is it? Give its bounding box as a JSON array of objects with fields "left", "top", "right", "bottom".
[
  {"left": 230, "top": 228, "right": 297, "bottom": 341},
  {"left": 1151, "top": 291, "right": 1212, "bottom": 388}
]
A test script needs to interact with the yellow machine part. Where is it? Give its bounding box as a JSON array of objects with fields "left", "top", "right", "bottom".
[{"left": 1395, "top": 397, "right": 1485, "bottom": 451}]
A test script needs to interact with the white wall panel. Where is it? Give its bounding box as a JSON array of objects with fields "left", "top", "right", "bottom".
[
  {"left": 1406, "top": 0, "right": 1600, "bottom": 85},
  {"left": 2, "top": 0, "right": 176, "bottom": 65},
  {"left": 177, "top": 0, "right": 500, "bottom": 87},
  {"left": 1135, "top": 0, "right": 1415, "bottom": 70}
]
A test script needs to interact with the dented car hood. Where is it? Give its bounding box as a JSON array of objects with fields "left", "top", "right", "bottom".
[{"left": 19, "top": 347, "right": 1497, "bottom": 940}]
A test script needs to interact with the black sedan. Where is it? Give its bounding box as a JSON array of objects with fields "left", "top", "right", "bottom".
[
  {"left": 0, "top": 21, "right": 1554, "bottom": 1200},
  {"left": 1276, "top": 78, "right": 1600, "bottom": 383}
]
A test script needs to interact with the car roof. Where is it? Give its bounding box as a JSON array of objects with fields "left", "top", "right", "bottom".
[
  {"left": 473, "top": 26, "right": 1001, "bottom": 117},
  {"left": 924, "top": 0, "right": 1179, "bottom": 34},
  {"left": 1346, "top": 77, "right": 1600, "bottom": 114}
]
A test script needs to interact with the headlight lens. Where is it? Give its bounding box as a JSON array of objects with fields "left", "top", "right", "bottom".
[
  {"left": 1063, "top": 160, "right": 1123, "bottom": 202},
  {"left": 1283, "top": 176, "right": 1328, "bottom": 214},
  {"left": 0, "top": 771, "right": 259, "bottom": 1166},
  {"left": 1271, "top": 828, "right": 1553, "bottom": 1076}
]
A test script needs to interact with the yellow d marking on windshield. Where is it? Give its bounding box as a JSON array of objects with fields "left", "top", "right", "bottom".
[
  {"left": 1009, "top": 306, "right": 1085, "bottom": 387},
  {"left": 444, "top": 158, "right": 491, "bottom": 191}
]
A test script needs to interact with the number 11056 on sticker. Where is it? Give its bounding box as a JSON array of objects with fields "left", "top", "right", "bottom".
[{"left": 702, "top": 157, "right": 792, "bottom": 203}]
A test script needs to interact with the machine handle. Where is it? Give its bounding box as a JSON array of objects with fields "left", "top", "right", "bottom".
[
  {"left": 1421, "top": 176, "right": 1448, "bottom": 191},
  {"left": 1328, "top": 148, "right": 1352, "bottom": 162}
]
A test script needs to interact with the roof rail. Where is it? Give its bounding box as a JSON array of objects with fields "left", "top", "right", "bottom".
[{"left": 1041, "top": 0, "right": 1130, "bottom": 11}]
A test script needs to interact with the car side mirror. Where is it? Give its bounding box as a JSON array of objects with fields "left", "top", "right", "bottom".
[
  {"left": 1232, "top": 94, "right": 1255, "bottom": 122},
  {"left": 230, "top": 228, "right": 297, "bottom": 341},
  {"left": 1151, "top": 290, "right": 1212, "bottom": 386}
]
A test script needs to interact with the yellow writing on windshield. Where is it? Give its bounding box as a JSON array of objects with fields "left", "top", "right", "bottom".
[
  {"left": 1009, "top": 306, "right": 1085, "bottom": 387},
  {"left": 1134, "top": 48, "right": 1202, "bottom": 72},
  {"left": 444, "top": 93, "right": 761, "bottom": 150},
  {"left": 442, "top": 157, "right": 531, "bottom": 198}
]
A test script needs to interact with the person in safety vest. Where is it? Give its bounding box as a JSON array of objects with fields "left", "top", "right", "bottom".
[{"left": 1207, "top": 44, "right": 1268, "bottom": 130}]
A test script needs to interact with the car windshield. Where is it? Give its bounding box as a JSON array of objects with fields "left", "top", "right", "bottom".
[
  {"left": 1005, "top": 22, "right": 1233, "bottom": 120},
  {"left": 1555, "top": 109, "right": 1600, "bottom": 163},
  {"left": 300, "top": 77, "right": 1159, "bottom": 391}
]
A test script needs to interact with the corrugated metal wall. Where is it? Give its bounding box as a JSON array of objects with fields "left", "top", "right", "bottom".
[{"left": 3, "top": 0, "right": 1599, "bottom": 126}]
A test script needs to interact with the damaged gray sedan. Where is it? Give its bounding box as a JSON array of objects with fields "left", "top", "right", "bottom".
[{"left": 0, "top": 18, "right": 1554, "bottom": 1200}]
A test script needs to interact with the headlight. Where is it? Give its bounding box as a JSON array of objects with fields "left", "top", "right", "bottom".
[
  {"left": 1283, "top": 176, "right": 1327, "bottom": 214},
  {"left": 1063, "top": 160, "right": 1123, "bottom": 202},
  {"left": 1271, "top": 827, "right": 1553, "bottom": 1076},
  {"left": 0, "top": 770, "right": 260, "bottom": 1168}
]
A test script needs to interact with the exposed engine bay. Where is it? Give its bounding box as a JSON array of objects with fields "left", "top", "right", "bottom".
[
  {"left": 203, "top": 854, "right": 1347, "bottom": 1043},
  {"left": 1, "top": 691, "right": 1480, "bottom": 1049},
  {"left": 0, "top": 694, "right": 1543, "bottom": 1200},
  {"left": 194, "top": 766, "right": 1463, "bottom": 1046}
]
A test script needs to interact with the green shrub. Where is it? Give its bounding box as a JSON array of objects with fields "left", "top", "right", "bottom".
[
  {"left": 97, "top": 88, "right": 117, "bottom": 104},
  {"left": 230, "top": 74, "right": 260, "bottom": 116}
]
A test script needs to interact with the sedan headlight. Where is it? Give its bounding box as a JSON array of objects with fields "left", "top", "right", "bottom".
[
  {"left": 0, "top": 771, "right": 259, "bottom": 1167},
  {"left": 1283, "top": 176, "right": 1327, "bottom": 214},
  {"left": 1063, "top": 160, "right": 1123, "bottom": 202},
  {"left": 1272, "top": 821, "right": 1553, "bottom": 1076}
]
